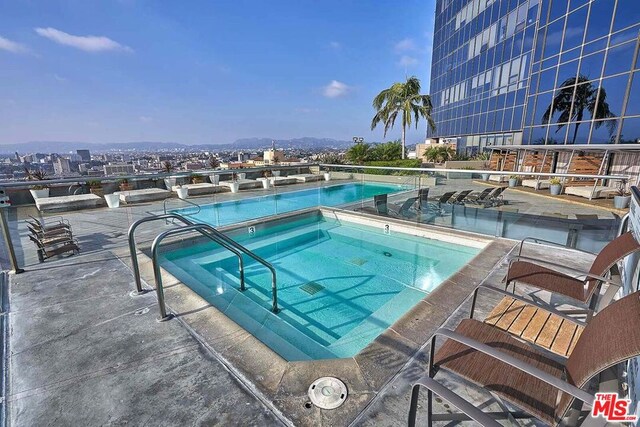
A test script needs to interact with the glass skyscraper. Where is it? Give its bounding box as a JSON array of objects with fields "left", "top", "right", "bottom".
[{"left": 429, "top": 0, "right": 640, "bottom": 153}]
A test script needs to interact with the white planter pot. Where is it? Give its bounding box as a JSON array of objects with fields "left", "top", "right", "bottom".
[
  {"left": 104, "top": 194, "right": 120, "bottom": 208},
  {"left": 481, "top": 173, "right": 490, "bottom": 181},
  {"left": 176, "top": 188, "right": 189, "bottom": 199},
  {"left": 164, "top": 178, "right": 177, "bottom": 190},
  {"left": 272, "top": 170, "right": 281, "bottom": 177},
  {"left": 29, "top": 188, "right": 50, "bottom": 200},
  {"left": 229, "top": 182, "right": 240, "bottom": 193},
  {"left": 550, "top": 184, "right": 562, "bottom": 196},
  {"left": 614, "top": 195, "right": 631, "bottom": 209},
  {"left": 508, "top": 178, "right": 519, "bottom": 188},
  {"left": 324, "top": 172, "right": 331, "bottom": 181},
  {"left": 209, "top": 174, "right": 220, "bottom": 185},
  {"left": 262, "top": 179, "right": 271, "bottom": 189},
  {"left": 237, "top": 173, "right": 246, "bottom": 180}
]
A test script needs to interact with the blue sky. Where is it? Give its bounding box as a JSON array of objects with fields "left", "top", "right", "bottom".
[{"left": 0, "top": 0, "right": 436, "bottom": 146}]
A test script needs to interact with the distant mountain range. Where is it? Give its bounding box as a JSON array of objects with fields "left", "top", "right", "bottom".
[{"left": 0, "top": 137, "right": 355, "bottom": 154}]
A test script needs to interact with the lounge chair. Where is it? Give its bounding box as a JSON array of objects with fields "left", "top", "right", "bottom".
[
  {"left": 27, "top": 215, "right": 71, "bottom": 233},
  {"left": 409, "top": 290, "right": 640, "bottom": 427},
  {"left": 463, "top": 188, "right": 493, "bottom": 203},
  {"left": 467, "top": 186, "right": 507, "bottom": 208},
  {"left": 427, "top": 191, "right": 456, "bottom": 207},
  {"left": 505, "top": 231, "right": 640, "bottom": 316},
  {"left": 564, "top": 185, "right": 618, "bottom": 200},
  {"left": 448, "top": 190, "right": 473, "bottom": 204},
  {"left": 522, "top": 178, "right": 551, "bottom": 190},
  {"left": 27, "top": 224, "right": 72, "bottom": 240},
  {"left": 29, "top": 234, "right": 80, "bottom": 262}
]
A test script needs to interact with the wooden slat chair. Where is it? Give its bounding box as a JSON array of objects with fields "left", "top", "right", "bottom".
[
  {"left": 505, "top": 231, "right": 640, "bottom": 317},
  {"left": 409, "top": 291, "right": 640, "bottom": 427},
  {"left": 29, "top": 234, "right": 80, "bottom": 262}
]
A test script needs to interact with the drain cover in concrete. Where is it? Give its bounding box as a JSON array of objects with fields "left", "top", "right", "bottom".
[
  {"left": 349, "top": 257, "right": 368, "bottom": 266},
  {"left": 300, "top": 282, "right": 324, "bottom": 295},
  {"left": 308, "top": 377, "right": 347, "bottom": 409}
]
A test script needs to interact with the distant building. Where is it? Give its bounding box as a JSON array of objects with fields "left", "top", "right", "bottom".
[
  {"left": 53, "top": 158, "right": 71, "bottom": 175},
  {"left": 183, "top": 162, "right": 203, "bottom": 170},
  {"left": 103, "top": 163, "right": 135, "bottom": 175},
  {"left": 76, "top": 149, "right": 91, "bottom": 162},
  {"left": 237, "top": 152, "right": 250, "bottom": 162}
]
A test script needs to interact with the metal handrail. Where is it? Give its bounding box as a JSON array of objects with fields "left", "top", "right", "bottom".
[
  {"left": 151, "top": 223, "right": 279, "bottom": 321},
  {"left": 0, "top": 164, "right": 319, "bottom": 188},
  {"left": 127, "top": 214, "right": 245, "bottom": 295},
  {"left": 163, "top": 197, "right": 201, "bottom": 216},
  {"left": 320, "top": 163, "right": 632, "bottom": 181}
]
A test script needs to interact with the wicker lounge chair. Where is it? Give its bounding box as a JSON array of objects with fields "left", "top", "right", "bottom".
[
  {"left": 505, "top": 231, "right": 640, "bottom": 316},
  {"left": 409, "top": 290, "right": 640, "bottom": 426}
]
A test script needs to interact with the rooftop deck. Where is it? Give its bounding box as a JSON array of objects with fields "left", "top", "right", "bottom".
[{"left": 0, "top": 176, "right": 623, "bottom": 426}]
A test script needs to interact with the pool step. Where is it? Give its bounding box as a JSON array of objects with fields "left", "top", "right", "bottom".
[
  {"left": 160, "top": 257, "right": 339, "bottom": 361},
  {"left": 327, "top": 286, "right": 427, "bottom": 357}
]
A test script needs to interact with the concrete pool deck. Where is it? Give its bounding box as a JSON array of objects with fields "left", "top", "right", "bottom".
[{"left": 0, "top": 177, "right": 613, "bottom": 426}]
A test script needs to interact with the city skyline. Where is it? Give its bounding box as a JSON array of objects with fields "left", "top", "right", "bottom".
[{"left": 0, "top": 0, "right": 436, "bottom": 146}]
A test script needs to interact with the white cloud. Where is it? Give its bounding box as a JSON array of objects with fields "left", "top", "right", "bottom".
[
  {"left": 394, "top": 38, "right": 416, "bottom": 53},
  {"left": 329, "top": 41, "right": 341, "bottom": 50},
  {"left": 398, "top": 55, "right": 418, "bottom": 67},
  {"left": 139, "top": 116, "right": 153, "bottom": 123},
  {"left": 0, "top": 35, "right": 29, "bottom": 54},
  {"left": 322, "top": 80, "right": 351, "bottom": 98},
  {"left": 34, "top": 27, "right": 133, "bottom": 53}
]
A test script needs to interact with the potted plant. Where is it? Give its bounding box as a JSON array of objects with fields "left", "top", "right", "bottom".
[
  {"left": 614, "top": 182, "right": 631, "bottom": 209},
  {"left": 118, "top": 178, "right": 132, "bottom": 191},
  {"left": 549, "top": 177, "right": 563, "bottom": 195},
  {"left": 481, "top": 161, "right": 491, "bottom": 181},
  {"left": 25, "top": 168, "right": 50, "bottom": 199},
  {"left": 87, "top": 180, "right": 104, "bottom": 197},
  {"left": 190, "top": 173, "right": 205, "bottom": 184},
  {"left": 508, "top": 175, "right": 519, "bottom": 188},
  {"left": 104, "top": 192, "right": 120, "bottom": 208},
  {"left": 162, "top": 161, "right": 177, "bottom": 189},
  {"left": 229, "top": 173, "right": 240, "bottom": 193},
  {"left": 176, "top": 184, "right": 189, "bottom": 199}
]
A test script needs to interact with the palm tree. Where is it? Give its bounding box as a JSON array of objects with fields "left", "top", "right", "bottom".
[
  {"left": 208, "top": 156, "right": 220, "bottom": 169},
  {"left": 371, "top": 76, "right": 436, "bottom": 159},
  {"left": 345, "top": 143, "right": 371, "bottom": 165},
  {"left": 542, "top": 75, "right": 616, "bottom": 144}
]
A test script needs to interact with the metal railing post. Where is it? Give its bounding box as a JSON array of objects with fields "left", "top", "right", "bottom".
[
  {"left": 127, "top": 213, "right": 247, "bottom": 295},
  {"left": 150, "top": 223, "right": 279, "bottom": 320}
]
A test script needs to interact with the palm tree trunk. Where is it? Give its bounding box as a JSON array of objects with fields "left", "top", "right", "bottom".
[
  {"left": 572, "top": 122, "right": 580, "bottom": 145},
  {"left": 401, "top": 125, "right": 406, "bottom": 159}
]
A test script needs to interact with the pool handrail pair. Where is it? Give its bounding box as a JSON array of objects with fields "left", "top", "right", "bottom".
[{"left": 127, "top": 213, "right": 279, "bottom": 321}]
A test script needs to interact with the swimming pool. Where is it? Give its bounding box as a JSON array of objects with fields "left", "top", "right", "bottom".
[
  {"left": 172, "top": 182, "right": 408, "bottom": 226},
  {"left": 158, "top": 212, "right": 481, "bottom": 361}
]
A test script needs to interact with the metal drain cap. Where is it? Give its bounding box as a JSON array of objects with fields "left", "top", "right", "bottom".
[{"left": 308, "top": 377, "right": 347, "bottom": 409}]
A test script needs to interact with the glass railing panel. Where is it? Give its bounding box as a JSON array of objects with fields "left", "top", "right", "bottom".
[{"left": 322, "top": 164, "right": 625, "bottom": 253}]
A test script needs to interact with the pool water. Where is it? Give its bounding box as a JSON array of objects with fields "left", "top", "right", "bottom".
[
  {"left": 159, "top": 214, "right": 480, "bottom": 360},
  {"left": 173, "top": 182, "right": 408, "bottom": 226}
]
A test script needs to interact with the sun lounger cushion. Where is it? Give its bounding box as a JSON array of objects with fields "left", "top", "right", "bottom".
[
  {"left": 488, "top": 175, "right": 508, "bottom": 182},
  {"left": 288, "top": 174, "right": 321, "bottom": 182},
  {"left": 564, "top": 186, "right": 618, "bottom": 199},
  {"left": 522, "top": 179, "right": 550, "bottom": 190}
]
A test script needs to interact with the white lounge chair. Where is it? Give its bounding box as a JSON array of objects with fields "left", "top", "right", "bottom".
[
  {"left": 521, "top": 179, "right": 550, "bottom": 190},
  {"left": 288, "top": 174, "right": 322, "bottom": 183},
  {"left": 564, "top": 185, "right": 618, "bottom": 199}
]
